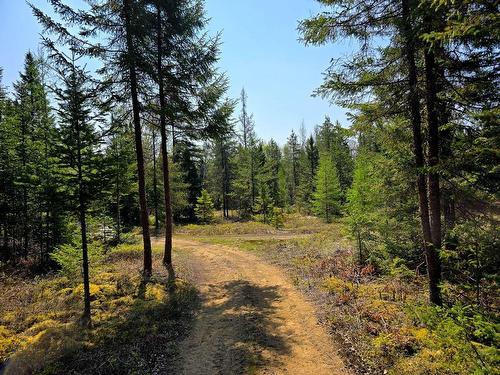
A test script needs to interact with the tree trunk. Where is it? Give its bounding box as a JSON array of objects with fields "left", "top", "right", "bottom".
[
  {"left": 156, "top": 4, "right": 174, "bottom": 273},
  {"left": 115, "top": 142, "right": 121, "bottom": 244},
  {"left": 76, "top": 113, "right": 91, "bottom": 328},
  {"left": 401, "top": 0, "right": 442, "bottom": 305},
  {"left": 78, "top": 177, "right": 91, "bottom": 328},
  {"left": 123, "top": 0, "right": 153, "bottom": 277},
  {"left": 21, "top": 116, "right": 29, "bottom": 259},
  {"left": 424, "top": 48, "right": 443, "bottom": 302},
  {"left": 152, "top": 128, "right": 159, "bottom": 236}
]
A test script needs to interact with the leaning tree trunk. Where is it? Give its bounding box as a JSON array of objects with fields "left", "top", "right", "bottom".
[
  {"left": 156, "top": 4, "right": 174, "bottom": 273},
  {"left": 123, "top": 0, "right": 153, "bottom": 277},
  {"left": 401, "top": 0, "right": 442, "bottom": 305}
]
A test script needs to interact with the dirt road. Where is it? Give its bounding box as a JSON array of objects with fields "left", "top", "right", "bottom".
[{"left": 174, "top": 238, "right": 350, "bottom": 375}]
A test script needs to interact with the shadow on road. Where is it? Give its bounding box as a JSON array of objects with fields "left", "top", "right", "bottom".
[{"left": 179, "top": 279, "right": 292, "bottom": 374}]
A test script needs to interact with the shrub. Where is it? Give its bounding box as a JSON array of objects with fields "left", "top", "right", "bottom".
[
  {"left": 50, "top": 241, "right": 104, "bottom": 279},
  {"left": 270, "top": 207, "right": 285, "bottom": 229},
  {"left": 194, "top": 189, "right": 215, "bottom": 224}
]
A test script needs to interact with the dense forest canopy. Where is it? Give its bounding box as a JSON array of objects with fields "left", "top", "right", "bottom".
[{"left": 0, "top": 0, "right": 498, "bottom": 374}]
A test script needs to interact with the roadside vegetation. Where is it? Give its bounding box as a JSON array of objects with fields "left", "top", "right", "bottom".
[{"left": 0, "top": 242, "right": 197, "bottom": 375}]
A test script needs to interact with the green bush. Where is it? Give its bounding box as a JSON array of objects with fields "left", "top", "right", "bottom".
[
  {"left": 194, "top": 189, "right": 215, "bottom": 224},
  {"left": 50, "top": 241, "right": 104, "bottom": 279},
  {"left": 400, "top": 304, "right": 500, "bottom": 375},
  {"left": 270, "top": 207, "right": 285, "bottom": 229}
]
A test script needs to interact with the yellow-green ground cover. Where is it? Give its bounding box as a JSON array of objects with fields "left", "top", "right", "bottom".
[{"left": 0, "top": 243, "right": 197, "bottom": 375}]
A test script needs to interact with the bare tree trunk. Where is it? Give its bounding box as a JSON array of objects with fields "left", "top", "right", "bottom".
[
  {"left": 21, "top": 117, "right": 29, "bottom": 259},
  {"left": 424, "top": 48, "right": 443, "bottom": 302},
  {"left": 115, "top": 140, "right": 121, "bottom": 244},
  {"left": 401, "top": 0, "right": 442, "bottom": 305},
  {"left": 152, "top": 128, "right": 159, "bottom": 236},
  {"left": 76, "top": 112, "right": 91, "bottom": 327},
  {"left": 156, "top": 4, "right": 174, "bottom": 275},
  {"left": 124, "top": 0, "right": 152, "bottom": 277}
]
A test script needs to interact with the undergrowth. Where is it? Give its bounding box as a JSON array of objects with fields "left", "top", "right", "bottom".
[{"left": 0, "top": 243, "right": 198, "bottom": 375}]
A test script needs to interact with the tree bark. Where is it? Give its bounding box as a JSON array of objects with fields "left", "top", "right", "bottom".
[
  {"left": 156, "top": 4, "right": 174, "bottom": 272},
  {"left": 123, "top": 0, "right": 153, "bottom": 277},
  {"left": 152, "top": 128, "right": 159, "bottom": 236},
  {"left": 424, "top": 48, "right": 443, "bottom": 302},
  {"left": 401, "top": 0, "right": 442, "bottom": 305},
  {"left": 115, "top": 132, "right": 121, "bottom": 244},
  {"left": 75, "top": 110, "right": 91, "bottom": 327}
]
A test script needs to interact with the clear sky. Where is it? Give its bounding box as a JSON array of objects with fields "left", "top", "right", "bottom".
[{"left": 0, "top": 0, "right": 351, "bottom": 144}]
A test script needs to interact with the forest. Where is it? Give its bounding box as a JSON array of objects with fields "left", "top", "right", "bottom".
[{"left": 0, "top": 0, "right": 498, "bottom": 374}]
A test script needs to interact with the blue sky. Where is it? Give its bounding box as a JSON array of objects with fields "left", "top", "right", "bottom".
[{"left": 0, "top": 0, "right": 352, "bottom": 144}]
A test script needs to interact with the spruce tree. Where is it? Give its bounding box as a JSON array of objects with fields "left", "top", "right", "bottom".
[
  {"left": 53, "top": 52, "right": 102, "bottom": 328},
  {"left": 32, "top": 0, "right": 154, "bottom": 277},
  {"left": 313, "top": 153, "right": 341, "bottom": 223},
  {"left": 13, "top": 52, "right": 59, "bottom": 263},
  {"left": 195, "top": 189, "right": 215, "bottom": 224}
]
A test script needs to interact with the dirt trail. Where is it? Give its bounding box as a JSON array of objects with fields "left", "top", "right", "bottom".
[{"left": 174, "top": 237, "right": 350, "bottom": 375}]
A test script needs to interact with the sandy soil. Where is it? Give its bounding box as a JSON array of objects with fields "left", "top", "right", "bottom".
[{"left": 173, "top": 238, "right": 351, "bottom": 375}]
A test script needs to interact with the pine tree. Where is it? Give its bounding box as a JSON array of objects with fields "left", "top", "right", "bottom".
[
  {"left": 0, "top": 70, "right": 21, "bottom": 261},
  {"left": 12, "top": 52, "right": 59, "bottom": 264},
  {"left": 32, "top": 0, "right": 155, "bottom": 277},
  {"left": 195, "top": 189, "right": 215, "bottom": 224},
  {"left": 347, "top": 150, "right": 383, "bottom": 265},
  {"left": 207, "top": 133, "right": 237, "bottom": 218},
  {"left": 285, "top": 130, "right": 301, "bottom": 205},
  {"left": 313, "top": 153, "right": 341, "bottom": 223},
  {"left": 299, "top": 0, "right": 443, "bottom": 304},
  {"left": 104, "top": 116, "right": 137, "bottom": 243},
  {"left": 53, "top": 52, "right": 102, "bottom": 328},
  {"left": 296, "top": 135, "right": 319, "bottom": 213},
  {"left": 253, "top": 184, "right": 273, "bottom": 224},
  {"left": 234, "top": 89, "right": 260, "bottom": 216},
  {"left": 263, "top": 139, "right": 286, "bottom": 208}
]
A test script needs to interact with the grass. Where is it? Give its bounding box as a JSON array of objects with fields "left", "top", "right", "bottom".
[
  {"left": 0, "top": 243, "right": 198, "bottom": 375},
  {"left": 175, "top": 213, "right": 333, "bottom": 236}
]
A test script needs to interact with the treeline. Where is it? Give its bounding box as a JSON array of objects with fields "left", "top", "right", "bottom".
[{"left": 203, "top": 89, "right": 353, "bottom": 224}]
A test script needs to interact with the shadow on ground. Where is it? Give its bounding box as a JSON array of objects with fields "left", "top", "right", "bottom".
[
  {"left": 3, "top": 278, "right": 200, "bottom": 375},
  {"left": 178, "top": 279, "right": 292, "bottom": 374}
]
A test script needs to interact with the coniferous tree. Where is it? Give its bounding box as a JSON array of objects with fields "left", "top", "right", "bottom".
[
  {"left": 32, "top": 0, "right": 155, "bottom": 276},
  {"left": 147, "top": 0, "right": 233, "bottom": 269},
  {"left": 195, "top": 189, "right": 215, "bottom": 224},
  {"left": 104, "top": 116, "right": 138, "bottom": 243},
  {"left": 262, "top": 139, "right": 286, "bottom": 208},
  {"left": 207, "top": 132, "right": 237, "bottom": 218},
  {"left": 52, "top": 51, "right": 102, "bottom": 327},
  {"left": 0, "top": 70, "right": 22, "bottom": 261},
  {"left": 313, "top": 153, "right": 341, "bottom": 223},
  {"left": 296, "top": 135, "right": 319, "bottom": 213},
  {"left": 299, "top": 0, "right": 443, "bottom": 304},
  {"left": 285, "top": 130, "right": 301, "bottom": 205},
  {"left": 234, "top": 89, "right": 260, "bottom": 216}
]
